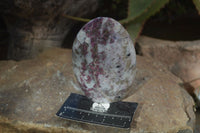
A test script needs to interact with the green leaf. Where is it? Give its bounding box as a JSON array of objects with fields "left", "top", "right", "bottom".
[
  {"left": 128, "top": 0, "right": 153, "bottom": 19},
  {"left": 193, "top": 0, "right": 200, "bottom": 14},
  {"left": 121, "top": 0, "right": 170, "bottom": 43},
  {"left": 126, "top": 22, "right": 144, "bottom": 43}
]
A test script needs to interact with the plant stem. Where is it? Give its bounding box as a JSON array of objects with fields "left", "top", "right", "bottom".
[{"left": 62, "top": 14, "right": 90, "bottom": 22}]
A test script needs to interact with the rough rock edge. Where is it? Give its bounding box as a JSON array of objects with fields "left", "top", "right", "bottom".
[
  {"left": 0, "top": 48, "right": 196, "bottom": 133},
  {"left": 0, "top": 116, "right": 90, "bottom": 133}
]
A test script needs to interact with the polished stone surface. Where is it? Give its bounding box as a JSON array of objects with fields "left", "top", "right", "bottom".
[{"left": 72, "top": 17, "right": 136, "bottom": 103}]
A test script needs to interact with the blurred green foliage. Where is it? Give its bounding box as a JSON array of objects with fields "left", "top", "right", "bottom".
[
  {"left": 63, "top": 0, "right": 200, "bottom": 43},
  {"left": 193, "top": 0, "right": 200, "bottom": 14},
  {"left": 122, "top": 0, "right": 170, "bottom": 42}
]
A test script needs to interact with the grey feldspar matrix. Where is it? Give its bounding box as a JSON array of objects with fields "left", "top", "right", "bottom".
[{"left": 72, "top": 17, "right": 136, "bottom": 104}]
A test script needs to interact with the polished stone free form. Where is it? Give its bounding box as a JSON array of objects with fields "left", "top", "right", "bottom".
[{"left": 72, "top": 17, "right": 136, "bottom": 104}]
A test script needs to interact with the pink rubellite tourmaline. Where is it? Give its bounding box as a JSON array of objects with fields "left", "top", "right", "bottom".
[{"left": 72, "top": 17, "right": 136, "bottom": 104}]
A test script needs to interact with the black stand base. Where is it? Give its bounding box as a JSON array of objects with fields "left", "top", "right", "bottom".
[{"left": 56, "top": 93, "right": 138, "bottom": 128}]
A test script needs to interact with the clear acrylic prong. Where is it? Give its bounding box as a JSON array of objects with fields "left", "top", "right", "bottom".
[{"left": 91, "top": 102, "right": 110, "bottom": 112}]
